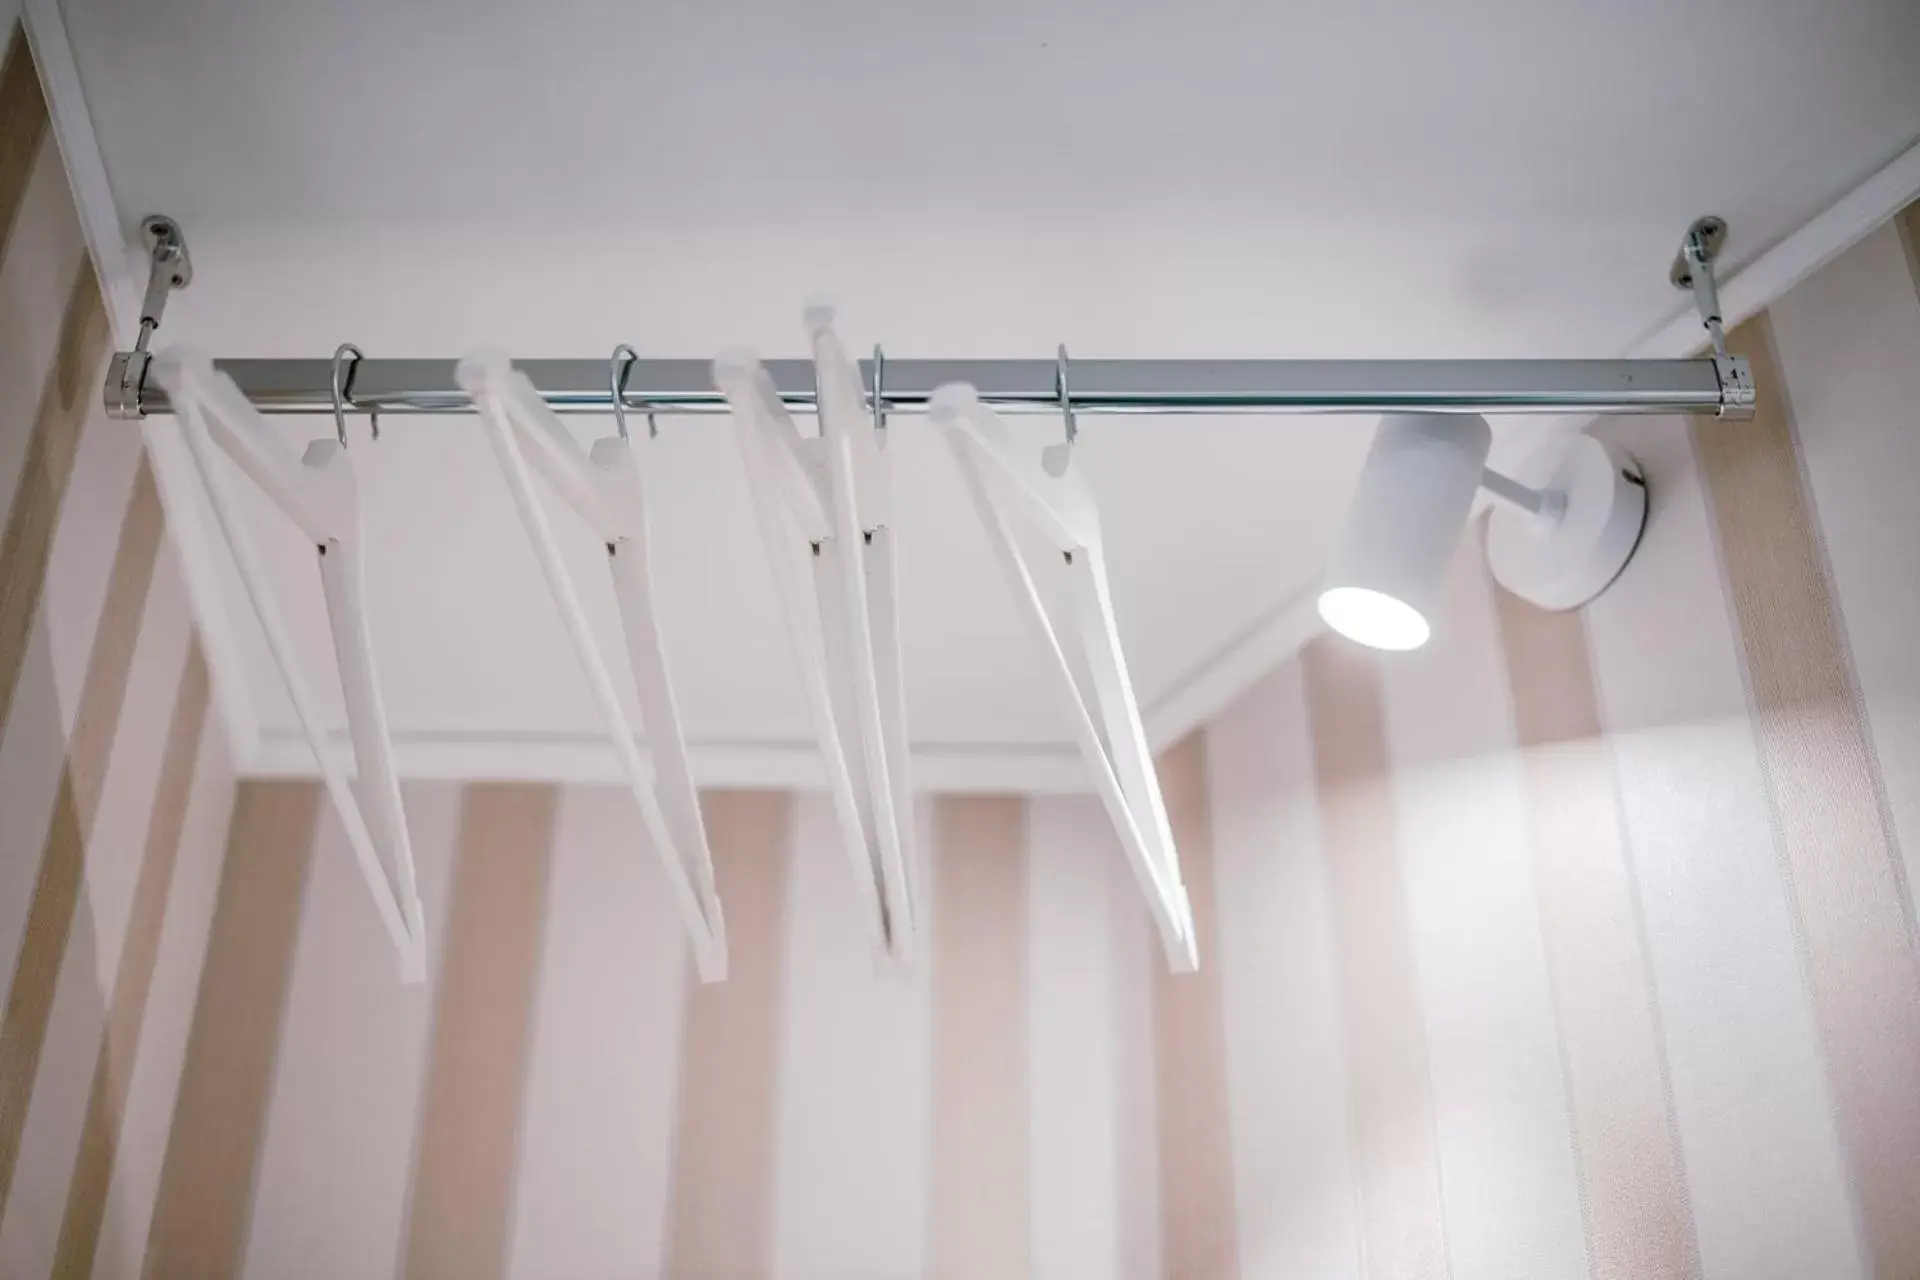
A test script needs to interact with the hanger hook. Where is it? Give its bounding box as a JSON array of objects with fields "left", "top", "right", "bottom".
[
  {"left": 330, "top": 343, "right": 367, "bottom": 446},
  {"left": 610, "top": 344, "right": 654, "bottom": 440},
  {"left": 1056, "top": 344, "right": 1076, "bottom": 446},
  {"left": 1041, "top": 344, "right": 1076, "bottom": 477},
  {"left": 871, "top": 343, "right": 886, "bottom": 438}
]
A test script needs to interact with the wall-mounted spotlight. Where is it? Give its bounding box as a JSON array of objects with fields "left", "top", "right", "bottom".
[{"left": 1319, "top": 414, "right": 1646, "bottom": 650}]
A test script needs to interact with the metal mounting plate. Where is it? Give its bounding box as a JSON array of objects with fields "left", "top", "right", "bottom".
[
  {"left": 1489, "top": 435, "right": 1648, "bottom": 611},
  {"left": 141, "top": 214, "right": 192, "bottom": 289},
  {"left": 1670, "top": 215, "right": 1727, "bottom": 290}
]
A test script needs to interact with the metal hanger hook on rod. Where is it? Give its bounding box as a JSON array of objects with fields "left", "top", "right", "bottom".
[
  {"left": 1056, "top": 344, "right": 1076, "bottom": 445},
  {"left": 330, "top": 343, "right": 377, "bottom": 444},
  {"left": 1042, "top": 344, "right": 1077, "bottom": 477},
  {"left": 610, "top": 344, "right": 656, "bottom": 439}
]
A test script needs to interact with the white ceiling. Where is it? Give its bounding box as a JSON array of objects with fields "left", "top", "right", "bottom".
[{"left": 58, "top": 0, "right": 1920, "bottom": 785}]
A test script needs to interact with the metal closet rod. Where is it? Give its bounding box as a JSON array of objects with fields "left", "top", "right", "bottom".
[
  {"left": 104, "top": 213, "right": 1757, "bottom": 423},
  {"left": 107, "top": 353, "right": 1754, "bottom": 421}
]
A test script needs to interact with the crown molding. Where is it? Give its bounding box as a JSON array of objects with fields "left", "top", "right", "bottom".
[{"left": 250, "top": 725, "right": 1094, "bottom": 794}]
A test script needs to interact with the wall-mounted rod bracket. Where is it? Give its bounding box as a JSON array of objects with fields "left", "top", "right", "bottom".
[
  {"left": 106, "top": 214, "right": 193, "bottom": 420},
  {"left": 137, "top": 214, "right": 193, "bottom": 348},
  {"left": 1669, "top": 214, "right": 1753, "bottom": 419}
]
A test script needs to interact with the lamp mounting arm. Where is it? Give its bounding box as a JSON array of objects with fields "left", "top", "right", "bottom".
[{"left": 1480, "top": 466, "right": 1566, "bottom": 526}]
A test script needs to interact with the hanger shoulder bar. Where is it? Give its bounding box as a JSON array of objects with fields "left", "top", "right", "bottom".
[{"left": 110, "top": 354, "right": 1748, "bottom": 421}]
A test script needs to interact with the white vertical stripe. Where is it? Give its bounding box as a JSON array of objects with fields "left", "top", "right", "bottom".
[
  {"left": 0, "top": 426, "right": 137, "bottom": 1013},
  {"left": 1207, "top": 663, "right": 1363, "bottom": 1280},
  {"left": 0, "top": 138, "right": 84, "bottom": 528},
  {"left": 77, "top": 548, "right": 192, "bottom": 981},
  {"left": 0, "top": 542, "right": 187, "bottom": 1275},
  {"left": 238, "top": 783, "right": 460, "bottom": 1280},
  {"left": 34, "top": 392, "right": 141, "bottom": 730},
  {"left": 0, "top": 606, "right": 70, "bottom": 993},
  {"left": 1585, "top": 414, "right": 1863, "bottom": 1280},
  {"left": 506, "top": 784, "right": 689, "bottom": 1278},
  {"left": 1381, "top": 547, "right": 1588, "bottom": 1280},
  {"left": 0, "top": 407, "right": 137, "bottom": 1005},
  {"left": 1109, "top": 824, "right": 1161, "bottom": 1280},
  {"left": 1026, "top": 794, "right": 1129, "bottom": 1280},
  {"left": 771, "top": 795, "right": 931, "bottom": 1279},
  {"left": 1766, "top": 220, "right": 1920, "bottom": 922},
  {"left": 89, "top": 678, "right": 232, "bottom": 1280}
]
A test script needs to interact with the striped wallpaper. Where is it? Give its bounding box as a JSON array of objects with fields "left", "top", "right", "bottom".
[
  {"left": 0, "top": 22, "right": 241, "bottom": 1280},
  {"left": 6, "top": 21, "right": 1920, "bottom": 1278}
]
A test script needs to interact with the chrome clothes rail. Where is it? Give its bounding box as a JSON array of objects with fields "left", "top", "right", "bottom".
[
  {"left": 108, "top": 353, "right": 1755, "bottom": 421},
  {"left": 102, "top": 214, "right": 1756, "bottom": 423}
]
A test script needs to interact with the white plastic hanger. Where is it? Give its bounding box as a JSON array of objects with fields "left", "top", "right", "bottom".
[
  {"left": 931, "top": 384, "right": 1197, "bottom": 971},
  {"left": 154, "top": 349, "right": 428, "bottom": 981},
  {"left": 711, "top": 306, "right": 917, "bottom": 964},
  {"left": 456, "top": 352, "right": 727, "bottom": 982}
]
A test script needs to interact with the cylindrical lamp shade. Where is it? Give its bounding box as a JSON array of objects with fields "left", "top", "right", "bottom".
[{"left": 1318, "top": 413, "right": 1492, "bottom": 650}]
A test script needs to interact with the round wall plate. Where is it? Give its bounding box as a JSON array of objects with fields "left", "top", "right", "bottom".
[
  {"left": 1669, "top": 214, "right": 1727, "bottom": 290},
  {"left": 1487, "top": 434, "right": 1646, "bottom": 612}
]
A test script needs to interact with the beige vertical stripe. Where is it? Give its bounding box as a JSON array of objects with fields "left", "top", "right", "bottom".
[
  {"left": 401, "top": 783, "right": 555, "bottom": 1280},
  {"left": 0, "top": 22, "right": 50, "bottom": 259},
  {"left": 1695, "top": 314, "right": 1920, "bottom": 1278},
  {"left": 1151, "top": 732, "right": 1240, "bottom": 1280},
  {"left": 1303, "top": 637, "right": 1447, "bottom": 1280},
  {"left": 0, "top": 458, "right": 161, "bottom": 1216},
  {"left": 666, "top": 790, "right": 791, "bottom": 1279},
  {"left": 932, "top": 794, "right": 1028, "bottom": 1279},
  {"left": 1493, "top": 571, "right": 1699, "bottom": 1280},
  {"left": 142, "top": 780, "right": 322, "bottom": 1280},
  {"left": 54, "top": 645, "right": 210, "bottom": 1278},
  {"left": 0, "top": 262, "right": 106, "bottom": 737}
]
